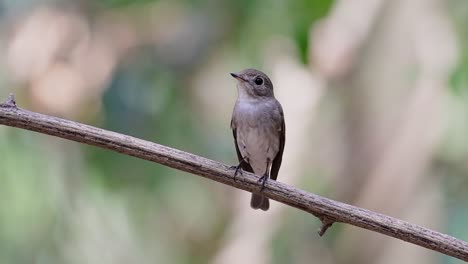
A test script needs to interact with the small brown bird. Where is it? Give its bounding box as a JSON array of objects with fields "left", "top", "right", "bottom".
[{"left": 230, "top": 68, "right": 285, "bottom": 211}]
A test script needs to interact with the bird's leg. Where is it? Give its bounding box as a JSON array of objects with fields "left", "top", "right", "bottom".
[
  {"left": 258, "top": 158, "right": 271, "bottom": 191},
  {"left": 230, "top": 156, "right": 248, "bottom": 181}
]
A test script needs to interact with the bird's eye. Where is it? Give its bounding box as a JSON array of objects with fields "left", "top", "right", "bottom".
[{"left": 254, "top": 77, "right": 264, "bottom": 85}]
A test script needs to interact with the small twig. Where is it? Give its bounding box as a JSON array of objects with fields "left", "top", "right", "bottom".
[
  {"left": 318, "top": 216, "right": 335, "bottom": 237},
  {"left": 0, "top": 94, "right": 467, "bottom": 262},
  {"left": 0, "top": 93, "right": 16, "bottom": 108}
]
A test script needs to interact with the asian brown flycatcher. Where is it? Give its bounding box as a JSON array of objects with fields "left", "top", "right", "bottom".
[{"left": 230, "top": 68, "right": 285, "bottom": 211}]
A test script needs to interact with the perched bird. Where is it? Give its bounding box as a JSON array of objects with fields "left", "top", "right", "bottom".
[{"left": 230, "top": 68, "right": 285, "bottom": 211}]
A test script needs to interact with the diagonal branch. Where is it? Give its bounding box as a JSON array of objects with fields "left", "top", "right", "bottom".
[{"left": 0, "top": 94, "right": 467, "bottom": 262}]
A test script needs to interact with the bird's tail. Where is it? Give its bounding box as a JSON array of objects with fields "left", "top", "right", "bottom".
[{"left": 250, "top": 194, "right": 269, "bottom": 211}]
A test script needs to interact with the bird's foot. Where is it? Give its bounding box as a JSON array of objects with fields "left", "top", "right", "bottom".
[
  {"left": 258, "top": 174, "right": 268, "bottom": 191},
  {"left": 229, "top": 165, "right": 243, "bottom": 182}
]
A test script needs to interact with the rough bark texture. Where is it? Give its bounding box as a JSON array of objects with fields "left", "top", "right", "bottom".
[{"left": 0, "top": 94, "right": 467, "bottom": 262}]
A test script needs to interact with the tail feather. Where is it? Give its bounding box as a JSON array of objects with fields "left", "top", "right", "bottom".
[{"left": 250, "top": 194, "right": 269, "bottom": 211}]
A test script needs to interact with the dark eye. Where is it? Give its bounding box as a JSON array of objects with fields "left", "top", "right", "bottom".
[{"left": 254, "top": 77, "right": 264, "bottom": 85}]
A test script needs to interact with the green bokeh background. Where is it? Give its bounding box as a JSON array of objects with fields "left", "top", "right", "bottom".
[{"left": 0, "top": 0, "right": 467, "bottom": 263}]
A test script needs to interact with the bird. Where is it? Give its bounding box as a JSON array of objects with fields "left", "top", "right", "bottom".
[{"left": 230, "top": 68, "right": 285, "bottom": 211}]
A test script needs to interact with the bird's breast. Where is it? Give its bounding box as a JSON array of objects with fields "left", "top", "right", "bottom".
[{"left": 234, "top": 100, "right": 281, "bottom": 174}]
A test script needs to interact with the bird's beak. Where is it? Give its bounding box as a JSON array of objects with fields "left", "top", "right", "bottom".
[{"left": 230, "top": 72, "right": 247, "bottom": 82}]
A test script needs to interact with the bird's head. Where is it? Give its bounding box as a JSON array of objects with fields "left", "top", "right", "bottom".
[{"left": 231, "top": 68, "right": 274, "bottom": 99}]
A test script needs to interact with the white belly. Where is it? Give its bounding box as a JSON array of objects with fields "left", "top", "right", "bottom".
[{"left": 237, "top": 125, "right": 280, "bottom": 175}]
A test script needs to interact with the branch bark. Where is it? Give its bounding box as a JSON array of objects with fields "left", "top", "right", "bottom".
[{"left": 0, "top": 94, "right": 467, "bottom": 262}]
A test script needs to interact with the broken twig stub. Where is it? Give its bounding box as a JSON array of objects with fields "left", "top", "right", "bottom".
[{"left": 1, "top": 93, "right": 16, "bottom": 108}]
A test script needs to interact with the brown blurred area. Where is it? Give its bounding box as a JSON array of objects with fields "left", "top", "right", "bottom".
[{"left": 0, "top": 0, "right": 467, "bottom": 263}]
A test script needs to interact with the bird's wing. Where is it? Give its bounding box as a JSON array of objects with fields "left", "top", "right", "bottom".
[
  {"left": 270, "top": 109, "right": 285, "bottom": 181},
  {"left": 231, "top": 118, "right": 254, "bottom": 173}
]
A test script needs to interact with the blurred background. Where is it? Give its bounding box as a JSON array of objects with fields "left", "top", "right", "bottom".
[{"left": 0, "top": 0, "right": 467, "bottom": 263}]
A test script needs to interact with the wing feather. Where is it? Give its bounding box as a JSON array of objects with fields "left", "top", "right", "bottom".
[
  {"left": 231, "top": 119, "right": 254, "bottom": 173},
  {"left": 270, "top": 110, "right": 285, "bottom": 181}
]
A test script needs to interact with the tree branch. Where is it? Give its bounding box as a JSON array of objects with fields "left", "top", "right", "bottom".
[{"left": 0, "top": 94, "right": 467, "bottom": 262}]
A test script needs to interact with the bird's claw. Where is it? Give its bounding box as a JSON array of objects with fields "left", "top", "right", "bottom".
[
  {"left": 230, "top": 165, "right": 243, "bottom": 182},
  {"left": 258, "top": 175, "right": 268, "bottom": 191}
]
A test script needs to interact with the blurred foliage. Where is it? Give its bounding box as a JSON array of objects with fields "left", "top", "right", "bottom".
[
  {"left": 449, "top": 0, "right": 468, "bottom": 94},
  {"left": 290, "top": 0, "right": 332, "bottom": 63},
  {"left": 0, "top": 0, "right": 468, "bottom": 264},
  {"left": 0, "top": 0, "right": 333, "bottom": 263},
  {"left": 442, "top": 1, "right": 468, "bottom": 240},
  {"left": 98, "top": 0, "right": 158, "bottom": 8}
]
